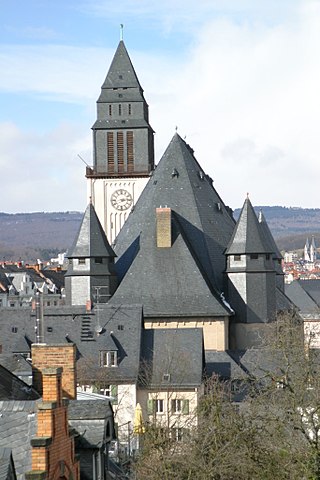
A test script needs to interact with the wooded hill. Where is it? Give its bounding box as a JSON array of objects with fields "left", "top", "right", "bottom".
[{"left": 1, "top": 207, "right": 320, "bottom": 262}]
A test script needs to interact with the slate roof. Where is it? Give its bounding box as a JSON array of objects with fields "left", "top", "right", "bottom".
[
  {"left": 205, "top": 350, "right": 247, "bottom": 380},
  {"left": 0, "top": 364, "right": 39, "bottom": 401},
  {"left": 69, "top": 399, "right": 115, "bottom": 448},
  {"left": 226, "top": 197, "right": 273, "bottom": 255},
  {"left": 285, "top": 280, "right": 320, "bottom": 314},
  {"left": 112, "top": 133, "right": 235, "bottom": 317},
  {"left": 141, "top": 328, "right": 203, "bottom": 388},
  {"left": 99, "top": 40, "right": 143, "bottom": 94},
  {"left": 0, "top": 304, "right": 143, "bottom": 384},
  {"left": 0, "top": 448, "right": 16, "bottom": 480},
  {"left": 258, "top": 210, "right": 282, "bottom": 260},
  {"left": 0, "top": 400, "right": 38, "bottom": 480},
  {"left": 67, "top": 203, "right": 116, "bottom": 259},
  {"left": 297, "top": 279, "right": 320, "bottom": 308}
]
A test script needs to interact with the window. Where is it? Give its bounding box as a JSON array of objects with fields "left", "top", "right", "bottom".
[
  {"left": 234, "top": 255, "right": 241, "bottom": 261},
  {"left": 78, "top": 258, "right": 86, "bottom": 265},
  {"left": 118, "top": 325, "right": 124, "bottom": 331},
  {"left": 128, "top": 104, "right": 132, "bottom": 115},
  {"left": 10, "top": 302, "right": 15, "bottom": 308},
  {"left": 95, "top": 257, "right": 103, "bottom": 264},
  {"left": 108, "top": 104, "right": 112, "bottom": 116},
  {"left": 266, "top": 254, "right": 270, "bottom": 260},
  {"left": 147, "top": 398, "right": 165, "bottom": 415},
  {"left": 119, "top": 74, "right": 123, "bottom": 79},
  {"left": 172, "top": 427, "right": 183, "bottom": 441},
  {"left": 47, "top": 326, "right": 53, "bottom": 333},
  {"left": 171, "top": 399, "right": 189, "bottom": 415},
  {"left": 250, "top": 254, "right": 259, "bottom": 260},
  {"left": 100, "top": 385, "right": 118, "bottom": 403},
  {"left": 156, "top": 399, "right": 164, "bottom": 413},
  {"left": 171, "top": 399, "right": 182, "bottom": 413},
  {"left": 100, "top": 350, "right": 117, "bottom": 367},
  {"left": 117, "top": 132, "right": 124, "bottom": 173},
  {"left": 12, "top": 326, "right": 18, "bottom": 333},
  {"left": 118, "top": 104, "right": 122, "bottom": 116},
  {"left": 127, "top": 131, "right": 134, "bottom": 173}
]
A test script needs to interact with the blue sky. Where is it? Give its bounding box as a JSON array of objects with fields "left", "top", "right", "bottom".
[{"left": 1, "top": 0, "right": 320, "bottom": 212}]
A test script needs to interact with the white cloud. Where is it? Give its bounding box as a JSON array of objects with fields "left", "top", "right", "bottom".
[
  {"left": 0, "top": 121, "right": 89, "bottom": 212},
  {"left": 1, "top": 0, "right": 320, "bottom": 211}
]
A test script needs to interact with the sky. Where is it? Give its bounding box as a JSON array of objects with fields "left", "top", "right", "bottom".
[{"left": 1, "top": 0, "right": 320, "bottom": 213}]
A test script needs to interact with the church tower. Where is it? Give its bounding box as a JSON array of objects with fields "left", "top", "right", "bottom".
[{"left": 86, "top": 40, "right": 155, "bottom": 244}]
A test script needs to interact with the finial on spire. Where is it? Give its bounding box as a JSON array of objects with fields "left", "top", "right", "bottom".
[
  {"left": 89, "top": 196, "right": 92, "bottom": 204},
  {"left": 175, "top": 126, "right": 178, "bottom": 132},
  {"left": 246, "top": 192, "right": 249, "bottom": 199},
  {"left": 120, "top": 24, "right": 124, "bottom": 41}
]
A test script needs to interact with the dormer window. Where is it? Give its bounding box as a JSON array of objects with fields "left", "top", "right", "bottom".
[{"left": 100, "top": 350, "right": 117, "bottom": 367}]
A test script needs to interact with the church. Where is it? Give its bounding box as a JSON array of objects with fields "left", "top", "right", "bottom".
[{"left": 0, "top": 40, "right": 292, "bottom": 446}]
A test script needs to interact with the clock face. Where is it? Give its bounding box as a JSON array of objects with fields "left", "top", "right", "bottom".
[{"left": 111, "top": 189, "right": 133, "bottom": 211}]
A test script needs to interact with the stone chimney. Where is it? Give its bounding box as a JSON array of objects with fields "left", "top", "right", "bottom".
[
  {"left": 31, "top": 344, "right": 77, "bottom": 399},
  {"left": 156, "top": 207, "right": 172, "bottom": 248}
]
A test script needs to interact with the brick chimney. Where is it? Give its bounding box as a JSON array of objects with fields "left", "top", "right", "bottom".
[
  {"left": 31, "top": 344, "right": 77, "bottom": 399},
  {"left": 25, "top": 346, "right": 80, "bottom": 480},
  {"left": 156, "top": 207, "right": 172, "bottom": 248}
]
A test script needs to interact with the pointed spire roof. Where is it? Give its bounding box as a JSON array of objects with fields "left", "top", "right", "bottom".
[
  {"left": 101, "top": 40, "right": 142, "bottom": 91},
  {"left": 68, "top": 203, "right": 116, "bottom": 259},
  {"left": 258, "top": 210, "right": 282, "bottom": 260},
  {"left": 226, "top": 197, "right": 273, "bottom": 255},
  {"left": 112, "top": 133, "right": 236, "bottom": 316}
]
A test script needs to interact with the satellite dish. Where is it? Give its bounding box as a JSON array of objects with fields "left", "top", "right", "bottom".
[{"left": 95, "top": 325, "right": 103, "bottom": 334}]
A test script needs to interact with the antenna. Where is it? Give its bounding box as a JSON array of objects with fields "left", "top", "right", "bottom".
[
  {"left": 35, "top": 292, "right": 45, "bottom": 344},
  {"left": 78, "top": 154, "right": 90, "bottom": 168},
  {"left": 93, "top": 287, "right": 103, "bottom": 335}
]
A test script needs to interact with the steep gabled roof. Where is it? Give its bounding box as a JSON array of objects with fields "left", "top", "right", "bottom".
[
  {"left": 113, "top": 133, "right": 235, "bottom": 316},
  {"left": 67, "top": 203, "right": 116, "bottom": 259},
  {"left": 226, "top": 197, "right": 273, "bottom": 255}
]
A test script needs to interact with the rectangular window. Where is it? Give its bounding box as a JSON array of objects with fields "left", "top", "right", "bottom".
[
  {"left": 128, "top": 104, "right": 132, "bottom": 115},
  {"left": 155, "top": 399, "right": 164, "bottom": 414},
  {"left": 127, "top": 131, "right": 134, "bottom": 173},
  {"left": 117, "top": 132, "right": 124, "bottom": 173},
  {"left": 108, "top": 104, "right": 112, "bottom": 116},
  {"left": 78, "top": 258, "right": 86, "bottom": 265},
  {"left": 95, "top": 257, "right": 103, "bottom": 264},
  {"left": 118, "top": 104, "right": 122, "bottom": 116},
  {"left": 100, "top": 350, "right": 117, "bottom": 367},
  {"left": 234, "top": 255, "right": 241, "bottom": 261},
  {"left": 171, "top": 399, "right": 182, "bottom": 414},
  {"left": 250, "top": 254, "right": 259, "bottom": 260},
  {"left": 107, "top": 132, "right": 114, "bottom": 173},
  {"left": 172, "top": 427, "right": 183, "bottom": 441}
]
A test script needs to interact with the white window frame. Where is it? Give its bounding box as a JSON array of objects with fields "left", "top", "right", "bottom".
[{"left": 100, "top": 350, "right": 117, "bottom": 367}]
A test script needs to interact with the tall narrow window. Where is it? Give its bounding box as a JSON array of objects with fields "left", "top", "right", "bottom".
[
  {"left": 117, "top": 132, "right": 124, "bottom": 173},
  {"left": 118, "top": 104, "right": 122, "bottom": 116},
  {"left": 127, "top": 131, "right": 134, "bottom": 173},
  {"left": 108, "top": 104, "right": 112, "bottom": 116},
  {"left": 128, "top": 103, "right": 132, "bottom": 115},
  {"left": 107, "top": 132, "right": 114, "bottom": 173}
]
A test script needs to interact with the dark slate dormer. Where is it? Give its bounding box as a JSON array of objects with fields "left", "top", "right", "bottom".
[
  {"left": 89, "top": 40, "right": 154, "bottom": 177},
  {"left": 65, "top": 203, "right": 118, "bottom": 306},
  {"left": 225, "top": 197, "right": 277, "bottom": 331}
]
